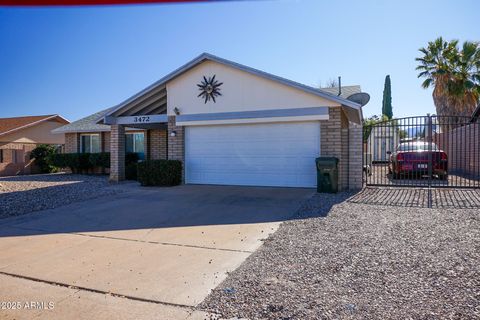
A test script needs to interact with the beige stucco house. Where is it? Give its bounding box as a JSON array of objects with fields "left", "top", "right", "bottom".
[
  {"left": 0, "top": 115, "right": 69, "bottom": 176},
  {"left": 53, "top": 53, "right": 366, "bottom": 190}
]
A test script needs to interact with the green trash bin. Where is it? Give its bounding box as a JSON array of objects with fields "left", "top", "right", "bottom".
[{"left": 315, "top": 157, "right": 339, "bottom": 193}]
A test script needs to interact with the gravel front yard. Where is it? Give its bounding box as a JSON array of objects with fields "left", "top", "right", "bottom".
[
  {"left": 200, "top": 191, "right": 480, "bottom": 319},
  {"left": 0, "top": 173, "right": 126, "bottom": 219}
]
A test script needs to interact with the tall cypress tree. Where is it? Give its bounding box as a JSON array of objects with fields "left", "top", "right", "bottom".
[{"left": 382, "top": 75, "right": 393, "bottom": 119}]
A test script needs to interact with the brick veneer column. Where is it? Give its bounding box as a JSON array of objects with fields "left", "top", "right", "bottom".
[
  {"left": 145, "top": 130, "right": 150, "bottom": 160},
  {"left": 103, "top": 132, "right": 111, "bottom": 153},
  {"left": 64, "top": 133, "right": 78, "bottom": 153},
  {"left": 320, "top": 107, "right": 346, "bottom": 190},
  {"left": 167, "top": 116, "right": 184, "bottom": 181},
  {"left": 349, "top": 123, "right": 363, "bottom": 190},
  {"left": 340, "top": 127, "right": 349, "bottom": 190},
  {"left": 109, "top": 124, "right": 125, "bottom": 182},
  {"left": 75, "top": 133, "right": 80, "bottom": 152},
  {"left": 150, "top": 128, "right": 167, "bottom": 160},
  {"left": 101, "top": 132, "right": 105, "bottom": 152}
]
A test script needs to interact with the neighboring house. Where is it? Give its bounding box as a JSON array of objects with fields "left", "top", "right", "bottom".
[
  {"left": 0, "top": 115, "right": 69, "bottom": 176},
  {"left": 53, "top": 53, "right": 367, "bottom": 190}
]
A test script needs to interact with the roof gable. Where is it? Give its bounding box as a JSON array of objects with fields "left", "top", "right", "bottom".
[
  {"left": 102, "top": 53, "right": 362, "bottom": 121},
  {"left": 166, "top": 59, "right": 341, "bottom": 115}
]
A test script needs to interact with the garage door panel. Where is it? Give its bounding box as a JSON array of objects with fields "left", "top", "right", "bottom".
[
  {"left": 188, "top": 142, "right": 319, "bottom": 156},
  {"left": 185, "top": 122, "right": 320, "bottom": 187},
  {"left": 188, "top": 156, "right": 316, "bottom": 171},
  {"left": 187, "top": 172, "right": 316, "bottom": 188},
  {"left": 188, "top": 148, "right": 315, "bottom": 157},
  {"left": 186, "top": 161, "right": 317, "bottom": 180}
]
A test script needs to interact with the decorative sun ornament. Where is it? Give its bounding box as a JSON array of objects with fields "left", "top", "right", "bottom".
[{"left": 197, "top": 75, "right": 223, "bottom": 103}]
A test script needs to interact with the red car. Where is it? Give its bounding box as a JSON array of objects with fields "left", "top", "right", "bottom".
[{"left": 388, "top": 142, "right": 448, "bottom": 180}]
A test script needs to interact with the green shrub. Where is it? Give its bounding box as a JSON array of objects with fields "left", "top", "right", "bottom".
[
  {"left": 125, "top": 153, "right": 140, "bottom": 180},
  {"left": 51, "top": 153, "right": 80, "bottom": 172},
  {"left": 49, "top": 153, "right": 76, "bottom": 172},
  {"left": 78, "top": 153, "right": 93, "bottom": 171},
  {"left": 30, "top": 144, "right": 58, "bottom": 173},
  {"left": 125, "top": 163, "right": 138, "bottom": 180},
  {"left": 89, "top": 152, "right": 110, "bottom": 168},
  {"left": 125, "top": 152, "right": 140, "bottom": 166},
  {"left": 137, "top": 160, "right": 182, "bottom": 186},
  {"left": 65, "top": 153, "right": 80, "bottom": 172},
  {"left": 48, "top": 153, "right": 91, "bottom": 173},
  {"left": 49, "top": 153, "right": 66, "bottom": 170}
]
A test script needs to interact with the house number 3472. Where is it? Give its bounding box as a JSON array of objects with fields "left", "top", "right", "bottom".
[{"left": 133, "top": 116, "right": 150, "bottom": 123}]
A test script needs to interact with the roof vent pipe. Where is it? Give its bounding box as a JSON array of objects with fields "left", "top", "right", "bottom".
[{"left": 338, "top": 76, "right": 342, "bottom": 96}]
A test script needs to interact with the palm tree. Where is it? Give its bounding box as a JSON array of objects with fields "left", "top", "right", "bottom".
[
  {"left": 447, "top": 41, "right": 480, "bottom": 117},
  {"left": 416, "top": 37, "right": 480, "bottom": 120}
]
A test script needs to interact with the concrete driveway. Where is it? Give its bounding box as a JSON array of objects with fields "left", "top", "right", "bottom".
[{"left": 0, "top": 184, "right": 313, "bottom": 319}]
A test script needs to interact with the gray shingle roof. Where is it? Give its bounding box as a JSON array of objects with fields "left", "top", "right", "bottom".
[
  {"left": 52, "top": 107, "right": 114, "bottom": 133},
  {"left": 319, "top": 85, "right": 362, "bottom": 99}
]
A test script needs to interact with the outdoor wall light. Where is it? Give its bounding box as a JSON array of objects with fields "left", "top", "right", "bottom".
[{"left": 170, "top": 131, "right": 177, "bottom": 137}]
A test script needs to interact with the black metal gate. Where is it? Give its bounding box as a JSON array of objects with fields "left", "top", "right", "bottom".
[{"left": 364, "top": 115, "right": 480, "bottom": 189}]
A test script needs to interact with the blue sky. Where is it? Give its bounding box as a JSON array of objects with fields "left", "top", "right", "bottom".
[{"left": 0, "top": 0, "right": 478, "bottom": 121}]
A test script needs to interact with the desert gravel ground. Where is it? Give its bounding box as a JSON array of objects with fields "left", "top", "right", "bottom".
[
  {"left": 366, "top": 163, "right": 479, "bottom": 189},
  {"left": 200, "top": 190, "right": 480, "bottom": 319},
  {"left": 0, "top": 173, "right": 126, "bottom": 219}
]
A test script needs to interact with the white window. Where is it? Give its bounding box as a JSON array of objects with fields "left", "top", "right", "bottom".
[
  {"left": 80, "top": 134, "right": 101, "bottom": 153},
  {"left": 125, "top": 132, "right": 145, "bottom": 155}
]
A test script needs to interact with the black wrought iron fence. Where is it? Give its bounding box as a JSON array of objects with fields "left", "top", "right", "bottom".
[{"left": 363, "top": 115, "right": 480, "bottom": 189}]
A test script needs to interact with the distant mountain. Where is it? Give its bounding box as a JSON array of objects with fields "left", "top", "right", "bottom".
[{"left": 405, "top": 123, "right": 438, "bottom": 138}]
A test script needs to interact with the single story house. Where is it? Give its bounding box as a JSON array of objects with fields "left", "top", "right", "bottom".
[
  {"left": 0, "top": 115, "right": 69, "bottom": 176},
  {"left": 53, "top": 53, "right": 365, "bottom": 190}
]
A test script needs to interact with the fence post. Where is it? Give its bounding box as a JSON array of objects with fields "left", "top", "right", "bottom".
[{"left": 427, "top": 114, "right": 433, "bottom": 208}]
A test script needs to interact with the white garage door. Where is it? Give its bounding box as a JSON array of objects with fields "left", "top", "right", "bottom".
[{"left": 185, "top": 122, "right": 320, "bottom": 187}]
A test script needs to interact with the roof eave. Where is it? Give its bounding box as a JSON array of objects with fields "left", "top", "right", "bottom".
[
  {"left": 341, "top": 104, "right": 363, "bottom": 125},
  {"left": 51, "top": 128, "right": 111, "bottom": 134}
]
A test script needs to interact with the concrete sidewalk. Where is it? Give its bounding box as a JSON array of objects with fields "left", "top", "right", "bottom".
[{"left": 0, "top": 184, "right": 313, "bottom": 319}]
